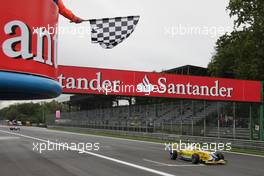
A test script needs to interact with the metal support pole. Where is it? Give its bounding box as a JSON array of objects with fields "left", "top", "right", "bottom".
[
  {"left": 204, "top": 117, "right": 206, "bottom": 137},
  {"left": 145, "top": 120, "right": 147, "bottom": 133},
  {"left": 170, "top": 120, "right": 173, "bottom": 133},
  {"left": 233, "top": 102, "right": 236, "bottom": 139},
  {"left": 260, "top": 104, "right": 264, "bottom": 141},
  {"left": 180, "top": 120, "right": 183, "bottom": 135},
  {"left": 259, "top": 82, "right": 264, "bottom": 141},
  {"left": 217, "top": 102, "right": 220, "bottom": 138},
  {"left": 180, "top": 100, "right": 183, "bottom": 135},
  {"left": 249, "top": 104, "right": 253, "bottom": 140},
  {"left": 191, "top": 101, "right": 194, "bottom": 136},
  {"left": 191, "top": 119, "right": 194, "bottom": 136},
  {"left": 204, "top": 101, "right": 206, "bottom": 137}
]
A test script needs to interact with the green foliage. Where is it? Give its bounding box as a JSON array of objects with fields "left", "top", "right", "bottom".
[
  {"left": 208, "top": 0, "right": 264, "bottom": 80},
  {"left": 228, "top": 0, "right": 264, "bottom": 28},
  {"left": 0, "top": 101, "right": 68, "bottom": 124}
]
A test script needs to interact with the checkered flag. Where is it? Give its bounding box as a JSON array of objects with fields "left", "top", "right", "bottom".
[{"left": 89, "top": 16, "right": 140, "bottom": 49}]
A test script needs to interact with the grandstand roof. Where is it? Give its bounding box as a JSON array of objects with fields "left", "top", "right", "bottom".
[{"left": 164, "top": 65, "right": 208, "bottom": 76}]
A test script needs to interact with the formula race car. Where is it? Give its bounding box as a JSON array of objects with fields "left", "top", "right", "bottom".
[
  {"left": 8, "top": 121, "right": 20, "bottom": 131},
  {"left": 169, "top": 146, "right": 226, "bottom": 165},
  {"left": 9, "top": 126, "right": 20, "bottom": 131}
]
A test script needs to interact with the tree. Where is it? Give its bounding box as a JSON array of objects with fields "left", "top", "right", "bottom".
[
  {"left": 228, "top": 0, "right": 264, "bottom": 28},
  {"left": 0, "top": 101, "right": 67, "bottom": 124},
  {"left": 208, "top": 0, "right": 264, "bottom": 80}
]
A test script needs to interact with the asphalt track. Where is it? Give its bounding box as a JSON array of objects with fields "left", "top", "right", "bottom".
[{"left": 0, "top": 126, "right": 263, "bottom": 176}]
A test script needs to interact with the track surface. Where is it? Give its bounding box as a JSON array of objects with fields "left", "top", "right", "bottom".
[{"left": 0, "top": 126, "right": 263, "bottom": 176}]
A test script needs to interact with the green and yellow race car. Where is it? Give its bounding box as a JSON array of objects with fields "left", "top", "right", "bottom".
[{"left": 169, "top": 146, "right": 226, "bottom": 165}]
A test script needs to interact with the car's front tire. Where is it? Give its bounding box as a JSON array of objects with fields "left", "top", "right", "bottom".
[
  {"left": 215, "top": 152, "right": 224, "bottom": 160},
  {"left": 191, "top": 154, "right": 200, "bottom": 164}
]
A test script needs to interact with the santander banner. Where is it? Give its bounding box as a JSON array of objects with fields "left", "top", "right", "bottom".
[
  {"left": 58, "top": 65, "right": 261, "bottom": 103},
  {"left": 0, "top": 0, "right": 58, "bottom": 79}
]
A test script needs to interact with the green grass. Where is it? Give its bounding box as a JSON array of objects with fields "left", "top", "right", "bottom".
[
  {"left": 230, "top": 147, "right": 264, "bottom": 156},
  {"left": 49, "top": 126, "right": 264, "bottom": 157},
  {"left": 49, "top": 126, "right": 169, "bottom": 143}
]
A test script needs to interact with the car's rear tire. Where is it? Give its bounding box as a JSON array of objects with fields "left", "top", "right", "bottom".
[
  {"left": 216, "top": 152, "right": 224, "bottom": 160},
  {"left": 192, "top": 154, "right": 200, "bottom": 164},
  {"left": 170, "top": 151, "right": 178, "bottom": 160}
]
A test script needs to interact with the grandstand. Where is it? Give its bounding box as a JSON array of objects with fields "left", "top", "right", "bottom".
[{"left": 49, "top": 65, "right": 261, "bottom": 141}]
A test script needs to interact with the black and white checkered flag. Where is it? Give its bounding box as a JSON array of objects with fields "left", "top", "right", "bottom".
[{"left": 89, "top": 16, "right": 140, "bottom": 49}]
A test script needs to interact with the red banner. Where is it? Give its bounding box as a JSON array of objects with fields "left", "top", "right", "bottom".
[
  {"left": 0, "top": 0, "right": 58, "bottom": 79},
  {"left": 58, "top": 65, "right": 261, "bottom": 103}
]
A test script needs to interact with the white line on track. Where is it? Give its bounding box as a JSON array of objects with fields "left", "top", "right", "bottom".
[
  {"left": 45, "top": 128, "right": 264, "bottom": 158},
  {"left": 143, "top": 159, "right": 205, "bottom": 167},
  {"left": 3, "top": 126, "right": 264, "bottom": 158},
  {"left": 0, "top": 136, "right": 20, "bottom": 140},
  {"left": 0, "top": 129, "right": 176, "bottom": 176},
  {"left": 47, "top": 127, "right": 162, "bottom": 145}
]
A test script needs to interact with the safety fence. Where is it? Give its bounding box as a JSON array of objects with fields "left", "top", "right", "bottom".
[
  {"left": 48, "top": 126, "right": 264, "bottom": 151},
  {"left": 47, "top": 100, "right": 263, "bottom": 141}
]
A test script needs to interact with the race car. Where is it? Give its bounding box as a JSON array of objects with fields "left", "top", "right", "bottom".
[
  {"left": 8, "top": 121, "right": 20, "bottom": 131},
  {"left": 9, "top": 126, "right": 20, "bottom": 131},
  {"left": 169, "top": 146, "right": 226, "bottom": 165}
]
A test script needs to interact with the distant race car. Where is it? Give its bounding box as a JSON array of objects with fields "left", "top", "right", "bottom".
[
  {"left": 9, "top": 126, "right": 20, "bottom": 131},
  {"left": 169, "top": 146, "right": 226, "bottom": 165},
  {"left": 8, "top": 121, "right": 20, "bottom": 131}
]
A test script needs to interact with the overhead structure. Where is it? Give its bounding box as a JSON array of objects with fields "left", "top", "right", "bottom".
[{"left": 0, "top": 0, "right": 62, "bottom": 100}]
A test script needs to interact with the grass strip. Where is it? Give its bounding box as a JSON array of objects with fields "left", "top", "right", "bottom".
[{"left": 49, "top": 126, "right": 264, "bottom": 156}]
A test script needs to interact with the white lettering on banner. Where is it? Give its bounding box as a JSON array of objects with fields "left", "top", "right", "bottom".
[
  {"left": 2, "top": 20, "right": 56, "bottom": 66},
  {"left": 157, "top": 78, "right": 233, "bottom": 97},
  {"left": 2, "top": 20, "right": 33, "bottom": 59},
  {"left": 58, "top": 73, "right": 234, "bottom": 98},
  {"left": 58, "top": 73, "right": 121, "bottom": 92}
]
